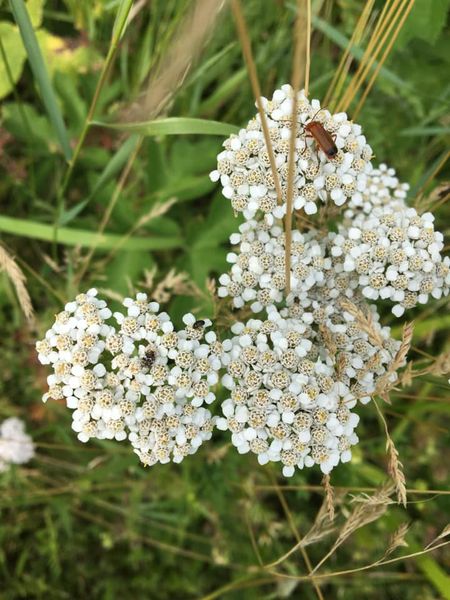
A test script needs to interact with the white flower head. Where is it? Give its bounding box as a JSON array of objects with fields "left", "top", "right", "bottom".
[
  {"left": 218, "top": 219, "right": 330, "bottom": 312},
  {"left": 331, "top": 207, "right": 450, "bottom": 315},
  {"left": 343, "top": 163, "right": 409, "bottom": 221},
  {"left": 210, "top": 84, "right": 373, "bottom": 220},
  {"left": 219, "top": 295, "right": 399, "bottom": 476},
  {"left": 0, "top": 418, "right": 35, "bottom": 472},
  {"left": 36, "top": 290, "right": 221, "bottom": 464}
]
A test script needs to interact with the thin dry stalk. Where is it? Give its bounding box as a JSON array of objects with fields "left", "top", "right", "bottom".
[
  {"left": 374, "top": 401, "right": 407, "bottom": 507},
  {"left": 122, "top": 0, "right": 227, "bottom": 122},
  {"left": 414, "top": 151, "right": 450, "bottom": 210},
  {"left": 322, "top": 474, "right": 335, "bottom": 522},
  {"left": 304, "top": 0, "right": 311, "bottom": 97},
  {"left": 231, "top": 0, "right": 283, "bottom": 204},
  {"left": 269, "top": 475, "right": 325, "bottom": 600},
  {"left": 325, "top": 0, "right": 375, "bottom": 110},
  {"left": 335, "top": 0, "right": 394, "bottom": 111},
  {"left": 339, "top": 298, "right": 384, "bottom": 347},
  {"left": 352, "top": 0, "right": 415, "bottom": 118},
  {"left": 0, "top": 243, "right": 34, "bottom": 324},
  {"left": 425, "top": 524, "right": 450, "bottom": 549},
  {"left": 76, "top": 137, "right": 144, "bottom": 283},
  {"left": 338, "top": 0, "right": 408, "bottom": 113},
  {"left": 311, "top": 483, "right": 393, "bottom": 574},
  {"left": 285, "top": 0, "right": 308, "bottom": 294},
  {"left": 102, "top": 197, "right": 177, "bottom": 266},
  {"left": 265, "top": 492, "right": 337, "bottom": 568}
]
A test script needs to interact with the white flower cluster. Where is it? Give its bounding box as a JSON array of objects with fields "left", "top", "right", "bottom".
[
  {"left": 0, "top": 418, "right": 35, "bottom": 472},
  {"left": 210, "top": 84, "right": 373, "bottom": 219},
  {"left": 36, "top": 83, "right": 449, "bottom": 480},
  {"left": 218, "top": 219, "right": 329, "bottom": 312},
  {"left": 36, "top": 289, "right": 221, "bottom": 466},
  {"left": 331, "top": 207, "right": 450, "bottom": 316},
  {"left": 344, "top": 163, "right": 409, "bottom": 220},
  {"left": 218, "top": 297, "right": 400, "bottom": 475}
]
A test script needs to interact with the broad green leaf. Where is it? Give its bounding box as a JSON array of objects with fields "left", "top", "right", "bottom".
[
  {"left": 395, "top": 0, "right": 450, "bottom": 48},
  {"left": 0, "top": 215, "right": 182, "bottom": 251},
  {"left": 9, "top": 0, "right": 72, "bottom": 160},
  {"left": 36, "top": 30, "right": 100, "bottom": 75},
  {"left": 92, "top": 117, "right": 239, "bottom": 137},
  {"left": 26, "top": 0, "right": 44, "bottom": 28},
  {"left": 0, "top": 23, "right": 27, "bottom": 100},
  {"left": 2, "top": 101, "right": 56, "bottom": 150}
]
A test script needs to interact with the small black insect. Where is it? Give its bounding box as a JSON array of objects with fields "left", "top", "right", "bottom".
[
  {"left": 141, "top": 347, "right": 156, "bottom": 369},
  {"left": 193, "top": 320, "right": 205, "bottom": 329}
]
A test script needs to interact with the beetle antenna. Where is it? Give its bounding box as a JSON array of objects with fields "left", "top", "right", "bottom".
[{"left": 309, "top": 106, "right": 325, "bottom": 122}]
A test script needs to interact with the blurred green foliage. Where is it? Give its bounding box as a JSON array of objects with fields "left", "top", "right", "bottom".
[{"left": 0, "top": 0, "right": 449, "bottom": 598}]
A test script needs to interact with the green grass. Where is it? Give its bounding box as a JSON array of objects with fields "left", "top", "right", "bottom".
[{"left": 0, "top": 0, "right": 449, "bottom": 598}]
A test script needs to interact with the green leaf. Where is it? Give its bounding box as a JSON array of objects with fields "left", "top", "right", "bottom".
[
  {"left": 92, "top": 117, "right": 239, "bottom": 137},
  {"left": 2, "top": 101, "right": 55, "bottom": 150},
  {"left": 88, "top": 134, "right": 141, "bottom": 201},
  {"left": 400, "top": 126, "right": 450, "bottom": 136},
  {"left": 26, "top": 0, "right": 44, "bottom": 28},
  {"left": 395, "top": 0, "right": 450, "bottom": 48},
  {"left": 0, "top": 215, "right": 182, "bottom": 251},
  {"left": 408, "top": 540, "right": 450, "bottom": 600},
  {"left": 0, "top": 23, "right": 27, "bottom": 100},
  {"left": 111, "top": 0, "right": 134, "bottom": 44},
  {"left": 9, "top": 0, "right": 72, "bottom": 160}
]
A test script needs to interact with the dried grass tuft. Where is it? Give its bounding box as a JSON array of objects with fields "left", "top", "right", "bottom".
[
  {"left": 322, "top": 474, "right": 335, "bottom": 522},
  {"left": 122, "top": 0, "right": 227, "bottom": 122},
  {"left": 375, "top": 401, "right": 407, "bottom": 507},
  {"left": 152, "top": 269, "right": 195, "bottom": 304},
  {"left": 375, "top": 321, "right": 414, "bottom": 401},
  {"left": 381, "top": 522, "right": 410, "bottom": 560},
  {"left": 339, "top": 298, "right": 384, "bottom": 347},
  {"left": 0, "top": 243, "right": 34, "bottom": 324}
]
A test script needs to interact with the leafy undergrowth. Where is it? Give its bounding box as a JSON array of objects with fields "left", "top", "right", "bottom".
[{"left": 0, "top": 1, "right": 449, "bottom": 598}]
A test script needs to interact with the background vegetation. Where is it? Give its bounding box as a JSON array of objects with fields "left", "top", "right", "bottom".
[{"left": 0, "top": 0, "right": 449, "bottom": 598}]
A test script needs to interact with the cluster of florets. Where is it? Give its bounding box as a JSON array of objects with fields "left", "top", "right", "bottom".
[
  {"left": 218, "top": 219, "right": 330, "bottom": 312},
  {"left": 218, "top": 294, "right": 400, "bottom": 475},
  {"left": 36, "top": 289, "right": 221, "bottom": 465},
  {"left": 344, "top": 163, "right": 409, "bottom": 220},
  {"left": 210, "top": 84, "right": 373, "bottom": 219},
  {"left": 0, "top": 418, "right": 35, "bottom": 473},
  {"left": 331, "top": 207, "right": 450, "bottom": 316}
]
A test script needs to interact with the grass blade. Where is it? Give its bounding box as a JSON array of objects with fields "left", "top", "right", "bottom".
[
  {"left": 92, "top": 117, "right": 239, "bottom": 137},
  {"left": 9, "top": 0, "right": 72, "bottom": 161},
  {"left": 0, "top": 215, "right": 182, "bottom": 251}
]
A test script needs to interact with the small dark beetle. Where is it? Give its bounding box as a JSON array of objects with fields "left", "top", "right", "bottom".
[
  {"left": 193, "top": 320, "right": 205, "bottom": 329},
  {"left": 141, "top": 347, "right": 156, "bottom": 369}
]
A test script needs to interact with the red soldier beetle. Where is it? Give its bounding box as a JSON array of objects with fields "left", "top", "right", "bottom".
[{"left": 302, "top": 108, "right": 338, "bottom": 160}]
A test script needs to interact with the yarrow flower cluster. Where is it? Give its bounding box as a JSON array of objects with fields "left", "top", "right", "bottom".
[
  {"left": 331, "top": 207, "right": 450, "bottom": 316},
  {"left": 0, "top": 418, "right": 35, "bottom": 473},
  {"left": 218, "top": 295, "right": 400, "bottom": 475},
  {"left": 343, "top": 162, "right": 409, "bottom": 220},
  {"left": 36, "top": 289, "right": 221, "bottom": 466},
  {"left": 218, "top": 219, "right": 330, "bottom": 312},
  {"left": 210, "top": 84, "right": 373, "bottom": 219},
  {"left": 36, "top": 84, "right": 449, "bottom": 479}
]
